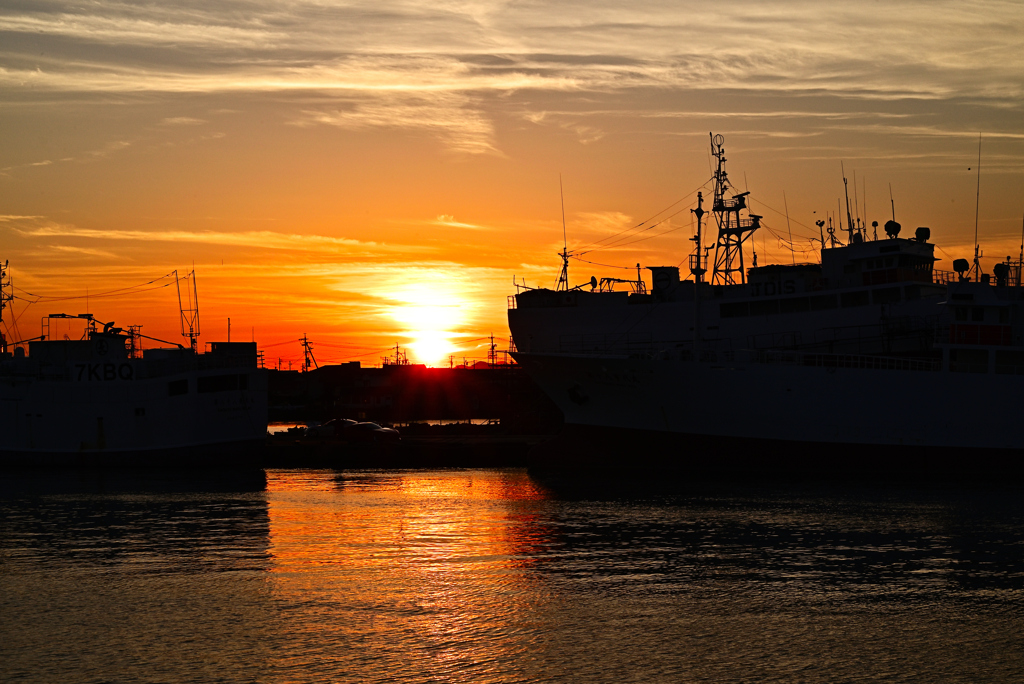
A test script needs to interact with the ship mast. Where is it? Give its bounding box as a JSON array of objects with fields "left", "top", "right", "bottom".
[
  {"left": 0, "top": 260, "right": 10, "bottom": 355},
  {"left": 556, "top": 175, "right": 570, "bottom": 292},
  {"left": 710, "top": 133, "right": 761, "bottom": 285},
  {"left": 842, "top": 162, "right": 856, "bottom": 243},
  {"left": 690, "top": 192, "right": 706, "bottom": 354}
]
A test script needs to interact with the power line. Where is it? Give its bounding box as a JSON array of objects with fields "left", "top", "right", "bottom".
[{"left": 12, "top": 272, "right": 177, "bottom": 302}]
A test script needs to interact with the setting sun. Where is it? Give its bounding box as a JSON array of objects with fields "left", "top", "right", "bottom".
[{"left": 385, "top": 282, "right": 467, "bottom": 366}]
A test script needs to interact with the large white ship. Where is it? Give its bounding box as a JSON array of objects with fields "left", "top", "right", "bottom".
[
  {"left": 508, "top": 135, "right": 1024, "bottom": 471},
  {"left": 0, "top": 270, "right": 267, "bottom": 466}
]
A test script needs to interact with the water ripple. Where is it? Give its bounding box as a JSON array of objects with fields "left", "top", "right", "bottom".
[{"left": 2, "top": 469, "right": 1024, "bottom": 682}]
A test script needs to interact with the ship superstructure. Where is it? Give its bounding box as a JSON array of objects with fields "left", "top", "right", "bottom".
[{"left": 508, "top": 134, "right": 1024, "bottom": 465}]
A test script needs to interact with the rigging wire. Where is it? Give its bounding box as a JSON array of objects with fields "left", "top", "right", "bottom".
[
  {"left": 569, "top": 256, "right": 635, "bottom": 270},
  {"left": 747, "top": 197, "right": 820, "bottom": 240},
  {"left": 577, "top": 202, "right": 694, "bottom": 256},
  {"left": 571, "top": 177, "right": 713, "bottom": 255}
]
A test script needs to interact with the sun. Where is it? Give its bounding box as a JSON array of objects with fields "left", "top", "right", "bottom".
[
  {"left": 384, "top": 284, "right": 467, "bottom": 366},
  {"left": 407, "top": 330, "right": 455, "bottom": 367}
]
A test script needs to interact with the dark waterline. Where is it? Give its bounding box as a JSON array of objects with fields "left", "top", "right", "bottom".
[{"left": 2, "top": 468, "right": 1023, "bottom": 682}]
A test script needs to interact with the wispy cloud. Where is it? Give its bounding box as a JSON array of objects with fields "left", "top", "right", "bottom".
[
  {"left": 1, "top": 0, "right": 1020, "bottom": 156},
  {"left": 433, "top": 214, "right": 495, "bottom": 231},
  {"left": 160, "top": 116, "right": 205, "bottom": 126},
  {"left": 40, "top": 244, "right": 122, "bottom": 259},
  {"left": 296, "top": 90, "right": 500, "bottom": 155},
  {"left": 4, "top": 221, "right": 437, "bottom": 257}
]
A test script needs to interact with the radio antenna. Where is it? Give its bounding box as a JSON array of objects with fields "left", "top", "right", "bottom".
[
  {"left": 784, "top": 191, "right": 795, "bottom": 265},
  {"left": 176, "top": 268, "right": 200, "bottom": 353},
  {"left": 889, "top": 183, "right": 895, "bottom": 222},
  {"left": 842, "top": 162, "right": 854, "bottom": 243},
  {"left": 556, "top": 174, "right": 570, "bottom": 292},
  {"left": 973, "top": 133, "right": 982, "bottom": 282},
  {"left": 1018, "top": 212, "right": 1023, "bottom": 289}
]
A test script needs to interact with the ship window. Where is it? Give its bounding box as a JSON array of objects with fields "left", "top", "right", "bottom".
[
  {"left": 809, "top": 294, "right": 838, "bottom": 310},
  {"left": 779, "top": 297, "right": 809, "bottom": 314},
  {"left": 749, "top": 299, "right": 779, "bottom": 316},
  {"left": 971, "top": 307, "right": 985, "bottom": 322},
  {"left": 841, "top": 291, "right": 869, "bottom": 308},
  {"left": 872, "top": 287, "right": 901, "bottom": 304},
  {"left": 167, "top": 379, "right": 188, "bottom": 396},
  {"left": 995, "top": 350, "right": 1024, "bottom": 374},
  {"left": 999, "top": 308, "right": 1011, "bottom": 324},
  {"left": 720, "top": 302, "right": 749, "bottom": 318},
  {"left": 198, "top": 373, "right": 247, "bottom": 393},
  {"left": 949, "top": 348, "right": 988, "bottom": 373}
]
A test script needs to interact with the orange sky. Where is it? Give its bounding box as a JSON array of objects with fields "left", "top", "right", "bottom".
[{"left": 2, "top": 1, "right": 1023, "bottom": 366}]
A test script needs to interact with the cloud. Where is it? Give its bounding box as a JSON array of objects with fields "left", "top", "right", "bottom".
[
  {"left": 160, "top": 117, "right": 205, "bottom": 125},
  {"left": 41, "top": 245, "right": 122, "bottom": 259},
  {"left": 2, "top": 2, "right": 1020, "bottom": 103},
  {"left": 4, "top": 221, "right": 437, "bottom": 258},
  {"left": 433, "top": 214, "right": 494, "bottom": 230},
  {"left": 295, "top": 90, "right": 501, "bottom": 155}
]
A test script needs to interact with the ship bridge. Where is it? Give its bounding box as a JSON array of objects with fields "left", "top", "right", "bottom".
[{"left": 821, "top": 234, "right": 936, "bottom": 289}]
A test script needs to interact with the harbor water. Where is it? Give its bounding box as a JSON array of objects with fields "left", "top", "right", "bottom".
[{"left": 3, "top": 468, "right": 1024, "bottom": 682}]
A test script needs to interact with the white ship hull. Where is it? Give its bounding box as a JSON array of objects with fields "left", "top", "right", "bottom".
[
  {"left": 0, "top": 367, "right": 266, "bottom": 465},
  {"left": 0, "top": 337, "right": 268, "bottom": 466}
]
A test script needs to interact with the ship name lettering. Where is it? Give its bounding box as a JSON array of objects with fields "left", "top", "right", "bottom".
[
  {"left": 751, "top": 280, "right": 796, "bottom": 297},
  {"left": 74, "top": 363, "right": 135, "bottom": 381}
]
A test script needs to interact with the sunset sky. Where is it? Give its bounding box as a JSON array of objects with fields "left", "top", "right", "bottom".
[{"left": 2, "top": 0, "right": 1023, "bottom": 366}]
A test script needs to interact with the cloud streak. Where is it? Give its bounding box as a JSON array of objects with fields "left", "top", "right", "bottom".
[
  {"left": 1, "top": 0, "right": 1020, "bottom": 157},
  {"left": 6, "top": 223, "right": 433, "bottom": 256}
]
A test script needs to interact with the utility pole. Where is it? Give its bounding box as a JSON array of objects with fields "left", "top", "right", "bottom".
[{"left": 301, "top": 334, "right": 318, "bottom": 373}]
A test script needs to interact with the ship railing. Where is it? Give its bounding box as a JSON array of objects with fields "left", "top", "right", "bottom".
[
  {"left": 932, "top": 270, "right": 958, "bottom": 285},
  {"left": 755, "top": 350, "right": 940, "bottom": 372},
  {"left": 507, "top": 295, "right": 517, "bottom": 310}
]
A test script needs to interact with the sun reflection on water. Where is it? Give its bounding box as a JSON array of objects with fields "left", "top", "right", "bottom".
[{"left": 264, "top": 469, "right": 553, "bottom": 681}]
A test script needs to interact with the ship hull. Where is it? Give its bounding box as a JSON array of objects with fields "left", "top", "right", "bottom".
[
  {"left": 513, "top": 351, "right": 1024, "bottom": 472},
  {"left": 0, "top": 366, "right": 267, "bottom": 467}
]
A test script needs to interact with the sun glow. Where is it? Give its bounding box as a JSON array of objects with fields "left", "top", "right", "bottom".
[
  {"left": 385, "top": 284, "right": 467, "bottom": 366},
  {"left": 407, "top": 330, "right": 457, "bottom": 367}
]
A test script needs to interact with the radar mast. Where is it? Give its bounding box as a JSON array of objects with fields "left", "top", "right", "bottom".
[{"left": 710, "top": 133, "right": 761, "bottom": 285}]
